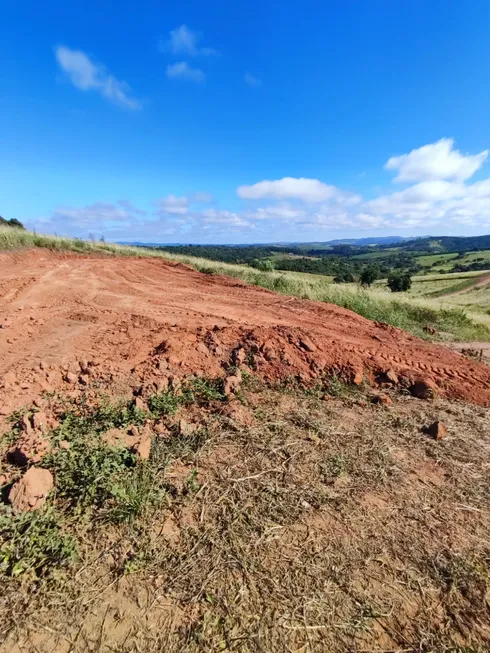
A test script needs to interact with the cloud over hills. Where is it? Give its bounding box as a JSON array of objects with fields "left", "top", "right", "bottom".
[{"left": 29, "top": 138, "right": 490, "bottom": 241}]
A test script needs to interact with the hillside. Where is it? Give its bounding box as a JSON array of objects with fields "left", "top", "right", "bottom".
[{"left": 1, "top": 244, "right": 490, "bottom": 652}]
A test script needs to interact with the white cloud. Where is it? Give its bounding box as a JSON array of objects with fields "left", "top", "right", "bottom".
[
  {"left": 200, "top": 209, "right": 253, "bottom": 228},
  {"left": 244, "top": 73, "right": 262, "bottom": 87},
  {"left": 245, "top": 204, "right": 306, "bottom": 220},
  {"left": 156, "top": 195, "right": 189, "bottom": 215},
  {"left": 117, "top": 200, "right": 147, "bottom": 216},
  {"left": 29, "top": 138, "right": 490, "bottom": 241},
  {"left": 161, "top": 25, "right": 217, "bottom": 56},
  {"left": 386, "top": 138, "right": 488, "bottom": 183},
  {"left": 28, "top": 201, "right": 148, "bottom": 238},
  {"left": 166, "top": 62, "right": 205, "bottom": 83},
  {"left": 237, "top": 177, "right": 360, "bottom": 204},
  {"left": 55, "top": 46, "right": 141, "bottom": 110}
]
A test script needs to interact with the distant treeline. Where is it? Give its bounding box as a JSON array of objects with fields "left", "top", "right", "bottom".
[
  {"left": 156, "top": 245, "right": 282, "bottom": 265},
  {"left": 156, "top": 244, "right": 423, "bottom": 279},
  {"left": 403, "top": 234, "right": 490, "bottom": 253}
]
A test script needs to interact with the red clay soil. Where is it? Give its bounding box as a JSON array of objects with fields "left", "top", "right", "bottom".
[{"left": 1, "top": 249, "right": 490, "bottom": 414}]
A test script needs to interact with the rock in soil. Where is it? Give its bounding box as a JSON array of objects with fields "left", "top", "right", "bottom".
[
  {"left": 132, "top": 436, "right": 152, "bottom": 460},
  {"left": 426, "top": 420, "right": 447, "bottom": 440},
  {"left": 31, "top": 411, "right": 48, "bottom": 430},
  {"left": 372, "top": 394, "right": 393, "bottom": 406},
  {"left": 64, "top": 372, "right": 77, "bottom": 384},
  {"left": 8, "top": 433, "right": 51, "bottom": 466},
  {"left": 224, "top": 371, "right": 242, "bottom": 396},
  {"left": 9, "top": 467, "right": 54, "bottom": 513},
  {"left": 409, "top": 378, "right": 439, "bottom": 400},
  {"left": 133, "top": 397, "right": 147, "bottom": 411}
]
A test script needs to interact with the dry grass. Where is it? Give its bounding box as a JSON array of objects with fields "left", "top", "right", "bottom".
[{"left": 1, "top": 379, "right": 490, "bottom": 652}]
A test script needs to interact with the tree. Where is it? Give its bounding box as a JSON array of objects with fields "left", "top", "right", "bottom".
[
  {"left": 387, "top": 271, "right": 412, "bottom": 292},
  {"left": 0, "top": 216, "right": 25, "bottom": 229},
  {"left": 360, "top": 264, "right": 379, "bottom": 287},
  {"left": 333, "top": 272, "right": 355, "bottom": 283},
  {"left": 250, "top": 258, "right": 275, "bottom": 272}
]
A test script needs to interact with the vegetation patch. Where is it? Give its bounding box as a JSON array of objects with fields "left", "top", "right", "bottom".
[{"left": 0, "top": 506, "right": 76, "bottom": 578}]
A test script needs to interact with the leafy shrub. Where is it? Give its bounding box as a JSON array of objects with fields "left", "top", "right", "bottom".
[
  {"left": 387, "top": 271, "right": 412, "bottom": 292},
  {"left": 47, "top": 439, "right": 136, "bottom": 512},
  {"left": 0, "top": 507, "right": 77, "bottom": 577},
  {"left": 250, "top": 258, "right": 275, "bottom": 272}
]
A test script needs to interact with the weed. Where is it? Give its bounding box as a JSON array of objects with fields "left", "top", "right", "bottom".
[
  {"left": 108, "top": 462, "right": 165, "bottom": 524},
  {"left": 148, "top": 377, "right": 224, "bottom": 419},
  {"left": 46, "top": 438, "right": 136, "bottom": 512},
  {"left": 54, "top": 398, "right": 147, "bottom": 443},
  {"left": 0, "top": 506, "right": 77, "bottom": 577},
  {"left": 322, "top": 453, "right": 351, "bottom": 479},
  {"left": 181, "top": 377, "right": 224, "bottom": 404},
  {"left": 185, "top": 469, "right": 200, "bottom": 494},
  {"left": 147, "top": 390, "right": 180, "bottom": 416},
  {"left": 323, "top": 374, "right": 347, "bottom": 397}
]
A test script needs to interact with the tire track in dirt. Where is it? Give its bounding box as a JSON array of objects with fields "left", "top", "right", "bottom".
[{"left": 0, "top": 249, "right": 489, "bottom": 412}]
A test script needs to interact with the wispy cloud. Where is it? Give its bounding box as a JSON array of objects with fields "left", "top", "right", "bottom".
[
  {"left": 160, "top": 25, "right": 217, "bottom": 57},
  {"left": 155, "top": 195, "right": 189, "bottom": 215},
  {"left": 55, "top": 46, "right": 141, "bottom": 110},
  {"left": 166, "top": 62, "right": 205, "bottom": 83},
  {"left": 244, "top": 73, "right": 262, "bottom": 87}
]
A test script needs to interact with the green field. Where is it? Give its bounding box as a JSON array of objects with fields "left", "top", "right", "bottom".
[
  {"left": 415, "top": 252, "right": 459, "bottom": 269},
  {"left": 415, "top": 249, "right": 490, "bottom": 273}
]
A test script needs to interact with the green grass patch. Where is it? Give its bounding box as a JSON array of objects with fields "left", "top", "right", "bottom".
[{"left": 0, "top": 506, "right": 77, "bottom": 577}]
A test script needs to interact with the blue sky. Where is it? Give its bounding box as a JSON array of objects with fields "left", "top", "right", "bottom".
[{"left": 2, "top": 0, "right": 490, "bottom": 243}]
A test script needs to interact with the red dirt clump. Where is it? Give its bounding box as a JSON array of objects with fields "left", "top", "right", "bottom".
[{"left": 1, "top": 249, "right": 490, "bottom": 413}]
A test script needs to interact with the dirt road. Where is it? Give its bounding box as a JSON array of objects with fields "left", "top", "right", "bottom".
[{"left": 1, "top": 249, "right": 490, "bottom": 409}]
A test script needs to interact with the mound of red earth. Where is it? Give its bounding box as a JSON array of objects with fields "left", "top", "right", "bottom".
[{"left": 0, "top": 249, "right": 490, "bottom": 417}]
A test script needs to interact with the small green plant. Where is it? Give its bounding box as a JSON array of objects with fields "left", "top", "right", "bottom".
[
  {"left": 108, "top": 462, "right": 164, "bottom": 523},
  {"left": 54, "top": 398, "right": 147, "bottom": 443},
  {"left": 321, "top": 453, "right": 351, "bottom": 481},
  {"left": 148, "top": 390, "right": 180, "bottom": 416},
  {"left": 182, "top": 377, "right": 224, "bottom": 404},
  {"left": 323, "top": 374, "right": 345, "bottom": 397},
  {"left": 47, "top": 438, "right": 136, "bottom": 512},
  {"left": 0, "top": 506, "right": 77, "bottom": 578},
  {"left": 185, "top": 469, "right": 200, "bottom": 494}
]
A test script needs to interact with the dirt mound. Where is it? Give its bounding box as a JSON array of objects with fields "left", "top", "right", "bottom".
[{"left": 1, "top": 249, "right": 490, "bottom": 412}]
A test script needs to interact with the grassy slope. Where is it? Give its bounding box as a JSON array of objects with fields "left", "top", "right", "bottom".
[{"left": 1, "top": 226, "right": 489, "bottom": 341}]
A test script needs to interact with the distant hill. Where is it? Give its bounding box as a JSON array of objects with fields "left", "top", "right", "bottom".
[
  {"left": 119, "top": 236, "right": 414, "bottom": 248},
  {"left": 401, "top": 234, "right": 490, "bottom": 253},
  {"left": 324, "top": 236, "right": 410, "bottom": 246}
]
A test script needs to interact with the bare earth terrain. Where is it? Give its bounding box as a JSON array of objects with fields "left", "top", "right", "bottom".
[
  {"left": 1, "top": 249, "right": 490, "bottom": 653},
  {"left": 1, "top": 249, "right": 490, "bottom": 411}
]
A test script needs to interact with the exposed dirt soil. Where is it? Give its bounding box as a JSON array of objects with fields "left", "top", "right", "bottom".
[
  {"left": 2, "top": 385, "right": 490, "bottom": 653},
  {"left": 1, "top": 249, "right": 490, "bottom": 413}
]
